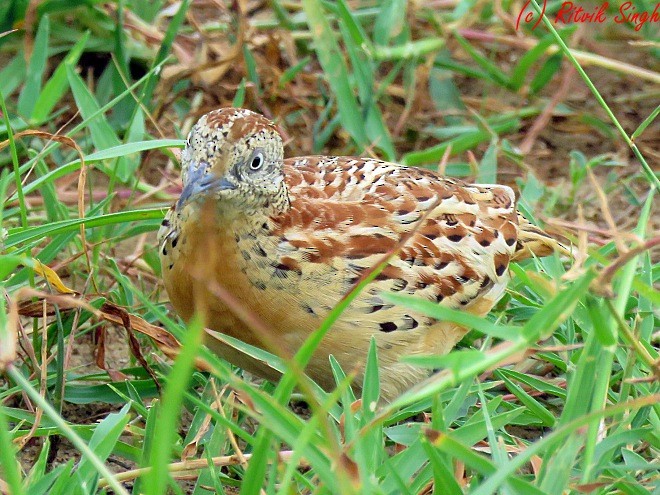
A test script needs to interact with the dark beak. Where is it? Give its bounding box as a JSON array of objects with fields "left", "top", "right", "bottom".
[{"left": 177, "top": 162, "right": 236, "bottom": 208}]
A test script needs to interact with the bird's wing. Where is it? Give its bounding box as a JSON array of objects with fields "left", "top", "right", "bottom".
[{"left": 267, "top": 156, "right": 523, "bottom": 327}]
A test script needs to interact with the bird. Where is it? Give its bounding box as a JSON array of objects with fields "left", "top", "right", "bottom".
[{"left": 158, "top": 107, "right": 562, "bottom": 401}]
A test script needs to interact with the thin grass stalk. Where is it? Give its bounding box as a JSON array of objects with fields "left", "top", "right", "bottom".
[{"left": 530, "top": 0, "right": 659, "bottom": 191}]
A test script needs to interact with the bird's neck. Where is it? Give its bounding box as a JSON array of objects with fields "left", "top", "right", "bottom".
[{"left": 194, "top": 192, "right": 289, "bottom": 237}]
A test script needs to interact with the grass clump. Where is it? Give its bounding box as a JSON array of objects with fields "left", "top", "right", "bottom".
[{"left": 0, "top": 1, "right": 658, "bottom": 493}]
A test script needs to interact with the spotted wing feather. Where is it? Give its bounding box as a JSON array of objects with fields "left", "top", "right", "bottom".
[{"left": 266, "top": 156, "right": 519, "bottom": 333}]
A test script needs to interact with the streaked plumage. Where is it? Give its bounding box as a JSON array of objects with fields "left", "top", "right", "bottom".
[{"left": 159, "top": 108, "right": 560, "bottom": 400}]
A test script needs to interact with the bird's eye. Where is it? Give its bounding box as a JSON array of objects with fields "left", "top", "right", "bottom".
[{"left": 249, "top": 152, "right": 264, "bottom": 171}]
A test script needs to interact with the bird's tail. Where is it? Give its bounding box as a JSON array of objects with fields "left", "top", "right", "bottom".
[{"left": 513, "top": 213, "right": 571, "bottom": 261}]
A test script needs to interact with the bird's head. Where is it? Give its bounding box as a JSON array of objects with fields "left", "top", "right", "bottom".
[{"left": 177, "top": 108, "right": 288, "bottom": 215}]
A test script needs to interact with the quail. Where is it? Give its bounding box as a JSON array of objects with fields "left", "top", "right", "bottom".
[{"left": 159, "top": 107, "right": 561, "bottom": 400}]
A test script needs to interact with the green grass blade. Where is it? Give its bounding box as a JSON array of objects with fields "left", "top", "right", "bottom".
[
  {"left": 0, "top": 54, "right": 26, "bottom": 98},
  {"left": 530, "top": 53, "right": 562, "bottom": 94},
  {"left": 17, "top": 15, "right": 49, "bottom": 117},
  {"left": 0, "top": 405, "right": 24, "bottom": 495},
  {"left": 631, "top": 104, "right": 660, "bottom": 141},
  {"left": 139, "top": 0, "right": 190, "bottom": 107},
  {"left": 301, "top": 0, "right": 370, "bottom": 151},
  {"left": 75, "top": 403, "right": 131, "bottom": 486},
  {"left": 1, "top": 89, "right": 28, "bottom": 229},
  {"left": 452, "top": 31, "right": 510, "bottom": 88},
  {"left": 338, "top": 14, "right": 395, "bottom": 159},
  {"left": 477, "top": 139, "right": 498, "bottom": 183},
  {"left": 6, "top": 208, "right": 165, "bottom": 249},
  {"left": 429, "top": 61, "right": 466, "bottom": 127},
  {"left": 31, "top": 462, "right": 73, "bottom": 495},
  {"left": 31, "top": 31, "right": 90, "bottom": 123},
  {"left": 494, "top": 370, "right": 556, "bottom": 427},
  {"left": 373, "top": 0, "right": 407, "bottom": 45},
  {"left": 66, "top": 64, "right": 123, "bottom": 154},
  {"left": 27, "top": 457, "right": 73, "bottom": 495},
  {"left": 402, "top": 119, "right": 520, "bottom": 166},
  {"left": 421, "top": 437, "right": 462, "bottom": 495},
  {"left": 509, "top": 33, "right": 557, "bottom": 90},
  {"left": 6, "top": 139, "right": 181, "bottom": 203},
  {"left": 382, "top": 292, "right": 519, "bottom": 340},
  {"left": 496, "top": 368, "right": 566, "bottom": 400},
  {"left": 361, "top": 337, "right": 380, "bottom": 417},
  {"left": 143, "top": 315, "right": 205, "bottom": 495}
]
